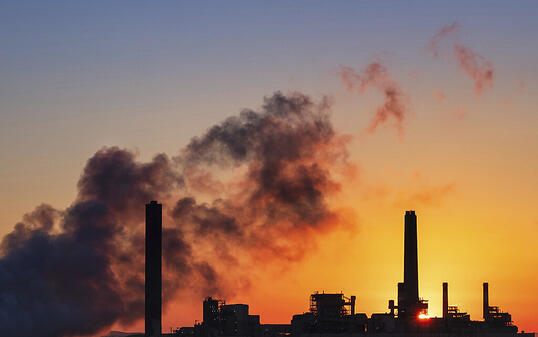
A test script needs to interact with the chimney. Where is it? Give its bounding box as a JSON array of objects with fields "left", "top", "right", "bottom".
[
  {"left": 483, "top": 282, "right": 489, "bottom": 320},
  {"left": 442, "top": 282, "right": 448, "bottom": 319},
  {"left": 146, "top": 201, "right": 162, "bottom": 337},
  {"left": 404, "top": 211, "right": 419, "bottom": 306},
  {"left": 350, "top": 296, "right": 356, "bottom": 315}
]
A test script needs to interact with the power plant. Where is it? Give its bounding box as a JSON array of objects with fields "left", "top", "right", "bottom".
[{"left": 122, "top": 203, "right": 533, "bottom": 337}]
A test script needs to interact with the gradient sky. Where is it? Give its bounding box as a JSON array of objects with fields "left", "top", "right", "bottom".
[{"left": 1, "top": 1, "right": 537, "bottom": 335}]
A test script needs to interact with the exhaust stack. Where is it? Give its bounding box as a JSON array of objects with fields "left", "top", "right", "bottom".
[
  {"left": 145, "top": 201, "right": 162, "bottom": 337},
  {"left": 483, "top": 282, "right": 489, "bottom": 320},
  {"left": 443, "top": 282, "right": 448, "bottom": 319},
  {"left": 404, "top": 211, "right": 419, "bottom": 304}
]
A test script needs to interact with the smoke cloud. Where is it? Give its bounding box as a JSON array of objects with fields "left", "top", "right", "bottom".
[
  {"left": 453, "top": 44, "right": 494, "bottom": 95},
  {"left": 174, "top": 92, "right": 352, "bottom": 264},
  {"left": 428, "top": 22, "right": 494, "bottom": 95},
  {"left": 427, "top": 22, "right": 460, "bottom": 58},
  {"left": 0, "top": 92, "right": 354, "bottom": 337},
  {"left": 434, "top": 89, "right": 447, "bottom": 102},
  {"left": 339, "top": 62, "right": 407, "bottom": 137},
  {"left": 396, "top": 183, "right": 456, "bottom": 207}
]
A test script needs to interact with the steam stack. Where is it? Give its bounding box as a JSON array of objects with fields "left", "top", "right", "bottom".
[
  {"left": 146, "top": 201, "right": 162, "bottom": 337},
  {"left": 404, "top": 210, "right": 419, "bottom": 306},
  {"left": 443, "top": 282, "right": 448, "bottom": 319},
  {"left": 396, "top": 211, "right": 429, "bottom": 319},
  {"left": 483, "top": 282, "right": 489, "bottom": 320}
]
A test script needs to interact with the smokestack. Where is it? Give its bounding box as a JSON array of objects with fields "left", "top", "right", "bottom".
[
  {"left": 483, "top": 282, "right": 489, "bottom": 320},
  {"left": 404, "top": 211, "right": 419, "bottom": 305},
  {"left": 146, "top": 201, "right": 162, "bottom": 337},
  {"left": 350, "top": 296, "right": 356, "bottom": 315},
  {"left": 443, "top": 282, "right": 448, "bottom": 319}
]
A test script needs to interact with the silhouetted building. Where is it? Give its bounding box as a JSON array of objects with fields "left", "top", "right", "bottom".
[
  {"left": 183, "top": 297, "right": 261, "bottom": 337},
  {"left": 291, "top": 292, "right": 367, "bottom": 334},
  {"left": 116, "top": 207, "right": 533, "bottom": 337},
  {"left": 483, "top": 282, "right": 514, "bottom": 328},
  {"left": 146, "top": 201, "right": 162, "bottom": 337}
]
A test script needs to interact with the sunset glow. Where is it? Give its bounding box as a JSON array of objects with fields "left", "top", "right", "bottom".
[{"left": 0, "top": 2, "right": 537, "bottom": 337}]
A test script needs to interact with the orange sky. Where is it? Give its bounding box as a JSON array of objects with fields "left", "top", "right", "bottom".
[{"left": 1, "top": 3, "right": 537, "bottom": 336}]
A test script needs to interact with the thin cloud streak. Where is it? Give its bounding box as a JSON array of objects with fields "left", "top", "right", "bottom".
[
  {"left": 339, "top": 62, "right": 408, "bottom": 138},
  {"left": 428, "top": 22, "right": 494, "bottom": 96}
]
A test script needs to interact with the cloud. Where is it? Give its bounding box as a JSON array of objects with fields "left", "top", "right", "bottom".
[
  {"left": 434, "top": 89, "right": 447, "bottom": 102},
  {"left": 428, "top": 22, "right": 460, "bottom": 58},
  {"left": 339, "top": 62, "right": 408, "bottom": 137},
  {"left": 0, "top": 92, "right": 355, "bottom": 337},
  {"left": 0, "top": 150, "right": 186, "bottom": 337},
  {"left": 453, "top": 44, "right": 494, "bottom": 95},
  {"left": 428, "top": 22, "right": 494, "bottom": 96},
  {"left": 358, "top": 171, "right": 456, "bottom": 208},
  {"left": 517, "top": 80, "right": 526, "bottom": 93},
  {"left": 174, "top": 92, "right": 354, "bottom": 262},
  {"left": 451, "top": 107, "right": 466, "bottom": 120},
  {"left": 394, "top": 183, "right": 456, "bottom": 208}
]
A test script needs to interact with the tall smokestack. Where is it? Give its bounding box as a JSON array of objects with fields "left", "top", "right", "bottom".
[
  {"left": 443, "top": 282, "right": 448, "bottom": 319},
  {"left": 483, "top": 282, "right": 489, "bottom": 320},
  {"left": 404, "top": 211, "right": 419, "bottom": 305},
  {"left": 146, "top": 201, "right": 162, "bottom": 337}
]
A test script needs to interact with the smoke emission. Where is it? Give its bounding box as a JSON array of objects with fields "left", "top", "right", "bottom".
[
  {"left": 0, "top": 92, "right": 354, "bottom": 337},
  {"left": 453, "top": 44, "right": 494, "bottom": 95},
  {"left": 427, "top": 22, "right": 460, "bottom": 58},
  {"left": 428, "top": 22, "right": 494, "bottom": 95},
  {"left": 339, "top": 62, "right": 407, "bottom": 136}
]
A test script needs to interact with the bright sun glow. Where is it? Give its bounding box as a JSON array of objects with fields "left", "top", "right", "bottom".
[{"left": 418, "top": 314, "right": 430, "bottom": 320}]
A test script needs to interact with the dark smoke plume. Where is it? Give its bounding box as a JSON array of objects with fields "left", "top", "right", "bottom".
[
  {"left": 173, "top": 92, "right": 350, "bottom": 263},
  {"left": 0, "top": 92, "right": 354, "bottom": 337},
  {"left": 0, "top": 149, "right": 184, "bottom": 337},
  {"left": 339, "top": 62, "right": 407, "bottom": 137}
]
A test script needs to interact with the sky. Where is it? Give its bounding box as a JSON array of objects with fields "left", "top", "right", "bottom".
[{"left": 0, "top": 1, "right": 537, "bottom": 335}]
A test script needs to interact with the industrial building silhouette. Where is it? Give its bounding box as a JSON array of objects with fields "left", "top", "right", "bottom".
[{"left": 126, "top": 202, "right": 533, "bottom": 337}]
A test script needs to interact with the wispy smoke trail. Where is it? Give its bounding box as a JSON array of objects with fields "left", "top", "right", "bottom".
[
  {"left": 427, "top": 22, "right": 460, "bottom": 58},
  {"left": 397, "top": 183, "right": 455, "bottom": 207},
  {"left": 453, "top": 44, "right": 494, "bottom": 95},
  {"left": 428, "top": 22, "right": 494, "bottom": 96},
  {"left": 434, "top": 89, "right": 447, "bottom": 102},
  {"left": 451, "top": 107, "right": 466, "bottom": 120},
  {"left": 0, "top": 92, "right": 354, "bottom": 337},
  {"left": 339, "top": 62, "right": 407, "bottom": 137}
]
